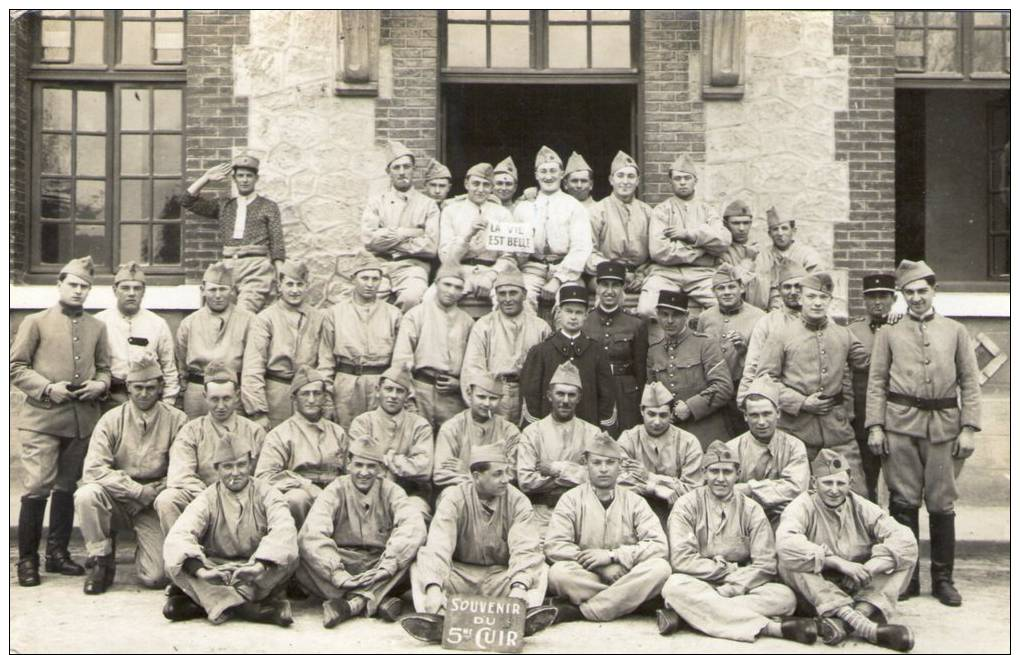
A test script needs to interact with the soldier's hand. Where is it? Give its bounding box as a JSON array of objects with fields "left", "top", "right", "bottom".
[
  {"left": 74, "top": 380, "right": 108, "bottom": 401},
  {"left": 716, "top": 583, "right": 742, "bottom": 598},
  {"left": 204, "top": 162, "right": 233, "bottom": 182},
  {"left": 577, "top": 549, "right": 613, "bottom": 570},
  {"left": 195, "top": 567, "right": 231, "bottom": 585},
  {"left": 434, "top": 375, "right": 459, "bottom": 394},
  {"left": 330, "top": 568, "right": 352, "bottom": 589},
  {"left": 230, "top": 561, "right": 266, "bottom": 586},
  {"left": 540, "top": 277, "right": 562, "bottom": 302},
  {"left": 137, "top": 484, "right": 160, "bottom": 506},
  {"left": 838, "top": 560, "right": 872, "bottom": 587},
  {"left": 868, "top": 427, "right": 889, "bottom": 456},
  {"left": 521, "top": 187, "right": 538, "bottom": 202},
  {"left": 508, "top": 584, "right": 529, "bottom": 602},
  {"left": 423, "top": 585, "right": 445, "bottom": 615},
  {"left": 470, "top": 217, "right": 489, "bottom": 234},
  {"left": 802, "top": 393, "right": 835, "bottom": 415},
  {"left": 624, "top": 272, "right": 643, "bottom": 293},
  {"left": 886, "top": 311, "right": 903, "bottom": 325},
  {"left": 537, "top": 461, "right": 560, "bottom": 477},
  {"left": 953, "top": 427, "right": 976, "bottom": 459},
  {"left": 597, "top": 562, "right": 628, "bottom": 583},
  {"left": 46, "top": 381, "right": 74, "bottom": 404},
  {"left": 672, "top": 400, "right": 693, "bottom": 421},
  {"left": 725, "top": 331, "right": 746, "bottom": 351}
]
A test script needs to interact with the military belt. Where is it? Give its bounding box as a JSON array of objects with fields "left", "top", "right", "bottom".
[
  {"left": 529, "top": 254, "right": 564, "bottom": 265},
  {"left": 265, "top": 371, "right": 294, "bottom": 385},
  {"left": 609, "top": 362, "right": 634, "bottom": 376},
  {"left": 461, "top": 257, "right": 495, "bottom": 267},
  {"left": 335, "top": 360, "right": 388, "bottom": 376},
  {"left": 887, "top": 392, "right": 957, "bottom": 411},
  {"left": 496, "top": 373, "right": 520, "bottom": 384}
]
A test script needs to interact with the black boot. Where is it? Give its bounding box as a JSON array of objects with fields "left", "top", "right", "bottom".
[
  {"left": 83, "top": 555, "right": 114, "bottom": 595},
  {"left": 45, "top": 491, "right": 85, "bottom": 576},
  {"left": 17, "top": 496, "right": 47, "bottom": 586},
  {"left": 889, "top": 502, "right": 920, "bottom": 600},
  {"left": 930, "top": 511, "right": 962, "bottom": 607}
]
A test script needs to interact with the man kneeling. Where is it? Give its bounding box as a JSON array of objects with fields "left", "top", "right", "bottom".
[
  {"left": 545, "top": 433, "right": 671, "bottom": 623},
  {"left": 162, "top": 437, "right": 298, "bottom": 626},
  {"left": 777, "top": 449, "right": 917, "bottom": 652},
  {"left": 658, "top": 440, "right": 817, "bottom": 644},
  {"left": 296, "top": 437, "right": 426, "bottom": 627},
  {"left": 401, "top": 444, "right": 556, "bottom": 642}
]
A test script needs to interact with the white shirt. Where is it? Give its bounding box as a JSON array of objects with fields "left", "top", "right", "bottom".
[
  {"left": 95, "top": 307, "right": 180, "bottom": 403},
  {"left": 232, "top": 192, "right": 259, "bottom": 240},
  {"left": 513, "top": 189, "right": 592, "bottom": 282}
]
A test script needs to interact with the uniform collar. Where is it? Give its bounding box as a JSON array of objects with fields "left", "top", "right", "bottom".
[
  {"left": 908, "top": 309, "right": 936, "bottom": 322},
  {"left": 802, "top": 315, "right": 828, "bottom": 331},
  {"left": 58, "top": 302, "right": 85, "bottom": 317},
  {"left": 718, "top": 302, "right": 743, "bottom": 316},
  {"left": 595, "top": 303, "right": 621, "bottom": 318},
  {"left": 868, "top": 315, "right": 888, "bottom": 331}
]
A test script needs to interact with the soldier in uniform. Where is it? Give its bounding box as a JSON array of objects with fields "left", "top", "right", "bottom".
[
  {"left": 585, "top": 152, "right": 653, "bottom": 300},
  {"left": 241, "top": 260, "right": 329, "bottom": 430},
  {"left": 521, "top": 285, "right": 617, "bottom": 432},
  {"left": 461, "top": 270, "right": 552, "bottom": 425},
  {"left": 757, "top": 272, "right": 870, "bottom": 494},
  {"left": 96, "top": 262, "right": 179, "bottom": 410},
  {"left": 545, "top": 433, "right": 671, "bottom": 624},
  {"left": 320, "top": 255, "right": 402, "bottom": 430},
  {"left": 581, "top": 261, "right": 649, "bottom": 432},
  {"left": 402, "top": 444, "right": 556, "bottom": 643},
  {"left": 647, "top": 290, "right": 734, "bottom": 448},
  {"left": 848, "top": 273, "right": 897, "bottom": 502},
  {"left": 176, "top": 262, "right": 253, "bottom": 419},
  {"left": 492, "top": 156, "right": 521, "bottom": 211},
  {"left": 658, "top": 441, "right": 816, "bottom": 645},
  {"left": 162, "top": 437, "right": 297, "bottom": 626},
  {"left": 562, "top": 151, "right": 597, "bottom": 209},
  {"left": 516, "top": 362, "right": 604, "bottom": 532},
  {"left": 361, "top": 140, "right": 440, "bottom": 312},
  {"left": 296, "top": 437, "right": 427, "bottom": 627},
  {"left": 718, "top": 200, "right": 770, "bottom": 309},
  {"left": 179, "top": 155, "right": 285, "bottom": 314},
  {"left": 697, "top": 263, "right": 766, "bottom": 435},
  {"left": 728, "top": 377, "right": 810, "bottom": 526},
  {"left": 437, "top": 162, "right": 518, "bottom": 300},
  {"left": 75, "top": 353, "right": 188, "bottom": 594},
  {"left": 756, "top": 207, "right": 823, "bottom": 310},
  {"left": 639, "top": 154, "right": 731, "bottom": 317},
  {"left": 866, "top": 260, "right": 981, "bottom": 607},
  {"left": 433, "top": 373, "right": 522, "bottom": 491},
  {"left": 11, "top": 256, "right": 110, "bottom": 586},
  {"left": 514, "top": 146, "right": 593, "bottom": 309},
  {"left": 617, "top": 382, "right": 703, "bottom": 526},
  {"left": 777, "top": 449, "right": 917, "bottom": 652},
  {"left": 255, "top": 367, "right": 349, "bottom": 527},
  {"left": 392, "top": 265, "right": 474, "bottom": 431},
  {"left": 154, "top": 361, "right": 267, "bottom": 533},
  {"left": 422, "top": 158, "right": 453, "bottom": 209},
  {"left": 348, "top": 366, "right": 434, "bottom": 519}
]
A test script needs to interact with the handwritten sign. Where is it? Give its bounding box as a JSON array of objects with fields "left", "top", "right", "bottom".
[
  {"left": 486, "top": 222, "right": 534, "bottom": 254},
  {"left": 442, "top": 595, "right": 526, "bottom": 653}
]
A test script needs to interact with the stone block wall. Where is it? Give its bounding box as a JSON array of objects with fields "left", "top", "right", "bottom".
[
  {"left": 832, "top": 11, "right": 897, "bottom": 315},
  {"left": 9, "top": 15, "right": 30, "bottom": 283}
]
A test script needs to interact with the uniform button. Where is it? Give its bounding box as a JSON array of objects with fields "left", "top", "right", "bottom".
[
  {"left": 74, "top": 374, "right": 80, "bottom": 379},
  {"left": 75, "top": 356, "right": 80, "bottom": 360},
  {"left": 820, "top": 350, "right": 826, "bottom": 355},
  {"left": 925, "top": 378, "right": 931, "bottom": 383},
  {"left": 73, "top": 337, "right": 79, "bottom": 342},
  {"left": 925, "top": 359, "right": 931, "bottom": 365}
]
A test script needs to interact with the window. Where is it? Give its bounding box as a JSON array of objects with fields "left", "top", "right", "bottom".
[
  {"left": 987, "top": 100, "right": 1009, "bottom": 279},
  {"left": 442, "top": 10, "right": 636, "bottom": 74},
  {"left": 895, "top": 11, "right": 1010, "bottom": 80},
  {"left": 29, "top": 10, "right": 186, "bottom": 277}
]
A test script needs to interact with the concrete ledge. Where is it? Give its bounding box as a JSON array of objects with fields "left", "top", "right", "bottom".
[{"left": 9, "top": 285, "right": 203, "bottom": 311}]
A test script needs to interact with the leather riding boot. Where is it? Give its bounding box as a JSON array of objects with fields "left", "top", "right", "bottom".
[
  {"left": 83, "top": 555, "right": 114, "bottom": 595},
  {"left": 17, "top": 496, "right": 48, "bottom": 586},
  {"left": 930, "top": 511, "right": 962, "bottom": 606},
  {"left": 889, "top": 503, "right": 920, "bottom": 600},
  {"left": 45, "top": 491, "right": 85, "bottom": 576}
]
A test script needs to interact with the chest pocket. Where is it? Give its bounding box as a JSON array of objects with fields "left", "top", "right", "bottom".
[{"left": 608, "top": 334, "right": 634, "bottom": 360}]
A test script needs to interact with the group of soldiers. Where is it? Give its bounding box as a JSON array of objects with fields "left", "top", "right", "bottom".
[{"left": 10, "top": 142, "right": 983, "bottom": 652}]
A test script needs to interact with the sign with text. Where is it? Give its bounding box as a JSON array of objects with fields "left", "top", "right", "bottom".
[
  {"left": 441, "top": 595, "right": 526, "bottom": 653},
  {"left": 486, "top": 221, "right": 534, "bottom": 254}
]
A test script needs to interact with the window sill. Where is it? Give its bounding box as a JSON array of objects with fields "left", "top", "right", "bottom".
[
  {"left": 9, "top": 284, "right": 202, "bottom": 311},
  {"left": 892, "top": 291, "right": 1010, "bottom": 318}
]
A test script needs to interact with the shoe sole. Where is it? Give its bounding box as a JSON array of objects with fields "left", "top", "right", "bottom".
[
  {"left": 524, "top": 607, "right": 557, "bottom": 636},
  {"left": 399, "top": 614, "right": 444, "bottom": 643}
]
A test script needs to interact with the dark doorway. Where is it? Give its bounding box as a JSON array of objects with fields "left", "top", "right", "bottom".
[{"left": 442, "top": 84, "right": 637, "bottom": 200}]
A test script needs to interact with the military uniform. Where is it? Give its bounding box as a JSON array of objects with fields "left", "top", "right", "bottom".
[
  {"left": 737, "top": 306, "right": 800, "bottom": 404},
  {"left": 586, "top": 194, "right": 653, "bottom": 281},
  {"left": 432, "top": 402, "right": 521, "bottom": 490},
  {"left": 756, "top": 208, "right": 823, "bottom": 310},
  {"left": 617, "top": 422, "right": 703, "bottom": 526},
  {"left": 175, "top": 301, "right": 253, "bottom": 420},
  {"left": 718, "top": 200, "right": 771, "bottom": 309},
  {"left": 581, "top": 304, "right": 648, "bottom": 432},
  {"left": 731, "top": 429, "right": 809, "bottom": 526}
]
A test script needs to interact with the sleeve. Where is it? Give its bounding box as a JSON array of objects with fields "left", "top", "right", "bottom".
[
  {"left": 674, "top": 436, "right": 705, "bottom": 495},
  {"left": 396, "top": 199, "right": 440, "bottom": 258},
  {"left": 240, "top": 313, "right": 272, "bottom": 417},
  {"left": 413, "top": 491, "right": 463, "bottom": 589},
  {"left": 254, "top": 430, "right": 314, "bottom": 494},
  {"left": 690, "top": 206, "right": 732, "bottom": 255},
  {"left": 648, "top": 203, "right": 701, "bottom": 266},
  {"left": 251, "top": 484, "right": 299, "bottom": 567},
  {"left": 438, "top": 204, "right": 468, "bottom": 265},
  {"left": 595, "top": 352, "right": 619, "bottom": 432},
  {"left": 864, "top": 326, "right": 892, "bottom": 430},
  {"left": 506, "top": 492, "right": 544, "bottom": 588},
  {"left": 165, "top": 425, "right": 207, "bottom": 496},
  {"left": 759, "top": 336, "right": 809, "bottom": 416},
  {"left": 460, "top": 322, "right": 488, "bottom": 407},
  {"left": 746, "top": 439, "right": 809, "bottom": 510},
  {"left": 9, "top": 316, "right": 51, "bottom": 400},
  {"left": 378, "top": 484, "right": 429, "bottom": 574},
  {"left": 163, "top": 489, "right": 214, "bottom": 577},
  {"left": 177, "top": 190, "right": 222, "bottom": 219},
  {"left": 296, "top": 484, "right": 347, "bottom": 581},
  {"left": 390, "top": 311, "right": 419, "bottom": 373},
  {"left": 584, "top": 204, "right": 608, "bottom": 276},
  {"left": 611, "top": 495, "right": 668, "bottom": 570},
  {"left": 175, "top": 316, "right": 191, "bottom": 393},
  {"left": 684, "top": 338, "right": 734, "bottom": 420},
  {"left": 264, "top": 201, "right": 286, "bottom": 262},
  {"left": 862, "top": 499, "right": 919, "bottom": 573},
  {"left": 388, "top": 420, "right": 434, "bottom": 484},
  {"left": 79, "top": 411, "right": 146, "bottom": 501},
  {"left": 551, "top": 203, "right": 593, "bottom": 282},
  {"left": 775, "top": 494, "right": 827, "bottom": 573},
  {"left": 157, "top": 319, "right": 181, "bottom": 403},
  {"left": 737, "top": 318, "right": 769, "bottom": 406},
  {"left": 723, "top": 504, "right": 778, "bottom": 591},
  {"left": 360, "top": 195, "right": 390, "bottom": 254},
  {"left": 317, "top": 310, "right": 337, "bottom": 380},
  {"left": 431, "top": 421, "right": 471, "bottom": 488},
  {"left": 515, "top": 427, "right": 555, "bottom": 494},
  {"left": 543, "top": 492, "right": 582, "bottom": 563},
  {"left": 667, "top": 496, "right": 730, "bottom": 580},
  {"left": 633, "top": 320, "right": 650, "bottom": 389},
  {"left": 93, "top": 323, "right": 112, "bottom": 388},
  {"left": 519, "top": 343, "right": 544, "bottom": 427},
  {"left": 955, "top": 324, "right": 982, "bottom": 431},
  {"left": 847, "top": 328, "right": 870, "bottom": 372}
]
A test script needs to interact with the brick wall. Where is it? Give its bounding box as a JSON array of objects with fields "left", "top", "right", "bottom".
[
  {"left": 9, "top": 15, "right": 30, "bottom": 283},
  {"left": 182, "top": 10, "right": 250, "bottom": 282},
  {"left": 377, "top": 10, "right": 439, "bottom": 174},
  {"left": 641, "top": 10, "right": 704, "bottom": 206},
  {"left": 832, "top": 11, "right": 897, "bottom": 314}
]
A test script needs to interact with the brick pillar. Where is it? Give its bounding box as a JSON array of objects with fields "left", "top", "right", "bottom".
[
  {"left": 183, "top": 10, "right": 251, "bottom": 282},
  {"left": 641, "top": 10, "right": 704, "bottom": 206},
  {"left": 833, "top": 11, "right": 896, "bottom": 315},
  {"left": 377, "top": 10, "right": 439, "bottom": 175},
  {"left": 10, "top": 15, "right": 30, "bottom": 283}
]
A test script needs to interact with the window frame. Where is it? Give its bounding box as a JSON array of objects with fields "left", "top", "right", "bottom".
[
  {"left": 986, "top": 98, "right": 1009, "bottom": 281},
  {"left": 26, "top": 10, "right": 187, "bottom": 283},
  {"left": 895, "top": 10, "right": 1010, "bottom": 89}
]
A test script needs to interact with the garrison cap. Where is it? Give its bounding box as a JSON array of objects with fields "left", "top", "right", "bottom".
[
  {"left": 202, "top": 261, "right": 234, "bottom": 288},
  {"left": 895, "top": 259, "right": 936, "bottom": 289},
  {"left": 348, "top": 251, "right": 384, "bottom": 277},
  {"left": 213, "top": 435, "right": 251, "bottom": 466},
  {"left": 113, "top": 261, "right": 146, "bottom": 286},
  {"left": 711, "top": 263, "right": 742, "bottom": 288},
  {"left": 811, "top": 448, "right": 850, "bottom": 478},
  {"left": 723, "top": 200, "right": 752, "bottom": 219},
  {"left": 435, "top": 264, "right": 465, "bottom": 282},
  {"left": 595, "top": 261, "right": 627, "bottom": 283},
  {"left": 534, "top": 145, "right": 563, "bottom": 170},
  {"left": 801, "top": 271, "right": 835, "bottom": 296},
  {"left": 703, "top": 440, "right": 739, "bottom": 468},
  {"left": 742, "top": 376, "right": 779, "bottom": 408},
  {"left": 424, "top": 158, "right": 452, "bottom": 182},
  {"left": 385, "top": 140, "right": 415, "bottom": 167},
  {"left": 610, "top": 150, "right": 639, "bottom": 176},
  {"left": 640, "top": 381, "right": 674, "bottom": 408},
  {"left": 556, "top": 284, "right": 588, "bottom": 307},
  {"left": 585, "top": 431, "right": 626, "bottom": 460},
  {"left": 862, "top": 273, "right": 896, "bottom": 294},
  {"left": 203, "top": 359, "right": 237, "bottom": 385},
  {"left": 60, "top": 256, "right": 95, "bottom": 285},
  {"left": 777, "top": 261, "right": 808, "bottom": 284},
  {"left": 381, "top": 365, "right": 412, "bottom": 391},
  {"left": 564, "top": 151, "right": 593, "bottom": 176},
  {"left": 125, "top": 351, "right": 162, "bottom": 383},
  {"left": 668, "top": 154, "right": 697, "bottom": 177},
  {"left": 656, "top": 289, "right": 689, "bottom": 312},
  {"left": 549, "top": 361, "right": 583, "bottom": 390},
  {"left": 349, "top": 437, "right": 387, "bottom": 464},
  {"left": 277, "top": 260, "right": 309, "bottom": 283},
  {"left": 493, "top": 269, "right": 527, "bottom": 291},
  {"left": 289, "top": 365, "right": 329, "bottom": 396},
  {"left": 466, "top": 162, "right": 495, "bottom": 182},
  {"left": 232, "top": 154, "right": 260, "bottom": 173},
  {"left": 494, "top": 157, "right": 518, "bottom": 182},
  {"left": 766, "top": 207, "right": 792, "bottom": 228},
  {"left": 469, "top": 372, "right": 504, "bottom": 397},
  {"left": 469, "top": 443, "right": 510, "bottom": 467}
]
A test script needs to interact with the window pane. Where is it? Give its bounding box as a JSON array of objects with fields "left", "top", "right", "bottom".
[
  {"left": 121, "top": 135, "right": 151, "bottom": 175},
  {"left": 990, "top": 193, "right": 1009, "bottom": 232},
  {"left": 122, "top": 10, "right": 152, "bottom": 18},
  {"left": 41, "top": 134, "right": 72, "bottom": 174},
  {"left": 121, "top": 179, "right": 151, "bottom": 221},
  {"left": 154, "top": 179, "right": 181, "bottom": 220},
  {"left": 490, "top": 10, "right": 528, "bottom": 21},
  {"left": 153, "top": 89, "right": 182, "bottom": 130},
  {"left": 76, "top": 10, "right": 105, "bottom": 18},
  {"left": 76, "top": 224, "right": 109, "bottom": 264},
  {"left": 154, "top": 22, "right": 184, "bottom": 63},
  {"left": 447, "top": 24, "right": 486, "bottom": 67},
  {"left": 76, "top": 135, "right": 106, "bottom": 177},
  {"left": 592, "top": 25, "right": 631, "bottom": 67},
  {"left": 592, "top": 10, "right": 630, "bottom": 21},
  {"left": 120, "top": 224, "right": 151, "bottom": 264},
  {"left": 121, "top": 88, "right": 151, "bottom": 131},
  {"left": 991, "top": 236, "right": 1010, "bottom": 276},
  {"left": 154, "top": 134, "right": 182, "bottom": 175},
  {"left": 40, "top": 179, "right": 72, "bottom": 218},
  {"left": 41, "top": 10, "right": 70, "bottom": 17},
  {"left": 40, "top": 223, "right": 72, "bottom": 264},
  {"left": 153, "top": 223, "right": 182, "bottom": 264},
  {"left": 75, "top": 180, "right": 105, "bottom": 221},
  {"left": 73, "top": 20, "right": 105, "bottom": 66},
  {"left": 42, "top": 89, "right": 72, "bottom": 130},
  {"left": 549, "top": 10, "right": 587, "bottom": 22},
  {"left": 926, "top": 30, "right": 959, "bottom": 72},
  {"left": 895, "top": 11, "right": 924, "bottom": 26},
  {"left": 447, "top": 10, "right": 485, "bottom": 20},
  {"left": 974, "top": 11, "right": 1006, "bottom": 27},
  {"left": 895, "top": 29, "right": 925, "bottom": 70},
  {"left": 41, "top": 19, "right": 71, "bottom": 61},
  {"left": 549, "top": 25, "right": 588, "bottom": 68},
  {"left": 490, "top": 25, "right": 529, "bottom": 68},
  {"left": 121, "top": 20, "right": 152, "bottom": 66},
  {"left": 926, "top": 12, "right": 958, "bottom": 27},
  {"left": 76, "top": 91, "right": 106, "bottom": 132},
  {"left": 154, "top": 10, "right": 184, "bottom": 18},
  {"left": 973, "top": 30, "right": 1005, "bottom": 72}
]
